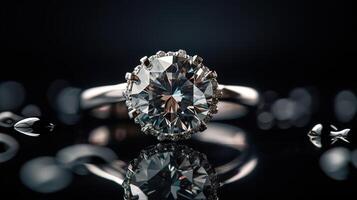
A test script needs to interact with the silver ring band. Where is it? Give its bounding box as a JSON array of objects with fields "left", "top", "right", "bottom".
[{"left": 80, "top": 83, "right": 259, "bottom": 119}]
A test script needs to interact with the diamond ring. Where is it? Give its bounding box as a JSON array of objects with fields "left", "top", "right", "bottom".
[{"left": 81, "top": 50, "right": 259, "bottom": 141}]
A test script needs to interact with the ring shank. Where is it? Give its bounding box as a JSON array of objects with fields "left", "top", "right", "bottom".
[
  {"left": 80, "top": 83, "right": 259, "bottom": 119},
  {"left": 81, "top": 83, "right": 127, "bottom": 110}
]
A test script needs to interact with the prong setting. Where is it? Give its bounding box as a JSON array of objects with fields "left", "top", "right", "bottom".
[
  {"left": 125, "top": 50, "right": 220, "bottom": 141},
  {"left": 192, "top": 55, "right": 203, "bottom": 65},
  {"left": 128, "top": 109, "right": 139, "bottom": 119},
  {"left": 140, "top": 56, "right": 150, "bottom": 66}
]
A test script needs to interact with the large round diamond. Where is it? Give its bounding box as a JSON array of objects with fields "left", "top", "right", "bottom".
[
  {"left": 123, "top": 144, "right": 218, "bottom": 200},
  {"left": 126, "top": 54, "right": 217, "bottom": 137}
]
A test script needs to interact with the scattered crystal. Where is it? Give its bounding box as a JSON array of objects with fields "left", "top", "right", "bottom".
[
  {"left": 308, "top": 124, "right": 323, "bottom": 148},
  {"left": 14, "top": 117, "right": 55, "bottom": 137},
  {"left": 329, "top": 125, "right": 351, "bottom": 144}
]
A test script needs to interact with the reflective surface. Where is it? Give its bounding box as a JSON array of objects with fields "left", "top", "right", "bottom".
[
  {"left": 0, "top": 0, "right": 355, "bottom": 199},
  {"left": 123, "top": 143, "right": 218, "bottom": 200}
]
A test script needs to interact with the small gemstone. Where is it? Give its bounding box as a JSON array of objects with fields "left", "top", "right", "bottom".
[
  {"left": 124, "top": 144, "right": 217, "bottom": 200},
  {"left": 127, "top": 53, "right": 217, "bottom": 136}
]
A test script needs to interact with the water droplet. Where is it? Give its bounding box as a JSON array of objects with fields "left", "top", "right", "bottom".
[
  {"left": 14, "top": 117, "right": 55, "bottom": 137},
  {"left": 20, "top": 157, "right": 72, "bottom": 193}
]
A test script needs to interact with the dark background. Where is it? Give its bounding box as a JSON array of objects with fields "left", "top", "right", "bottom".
[{"left": 0, "top": 0, "right": 356, "bottom": 199}]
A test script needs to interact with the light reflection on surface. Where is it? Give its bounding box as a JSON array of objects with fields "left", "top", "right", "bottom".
[
  {"left": 257, "top": 111, "right": 274, "bottom": 130},
  {"left": 4, "top": 81, "right": 357, "bottom": 197},
  {"left": 56, "top": 144, "right": 118, "bottom": 175},
  {"left": 319, "top": 147, "right": 351, "bottom": 181},
  {"left": 195, "top": 123, "right": 257, "bottom": 185},
  {"left": 21, "top": 104, "right": 42, "bottom": 117},
  {"left": 214, "top": 102, "right": 248, "bottom": 120},
  {"left": 223, "top": 158, "right": 258, "bottom": 185},
  {"left": 47, "top": 80, "right": 82, "bottom": 125},
  {"left": 195, "top": 123, "right": 248, "bottom": 149},
  {"left": 0, "top": 112, "right": 22, "bottom": 128},
  {"left": 20, "top": 157, "right": 73, "bottom": 193},
  {"left": 0, "top": 133, "right": 19, "bottom": 163},
  {"left": 352, "top": 149, "right": 357, "bottom": 168},
  {"left": 258, "top": 87, "right": 316, "bottom": 130},
  {"left": 89, "top": 126, "right": 111, "bottom": 146},
  {"left": 334, "top": 90, "right": 357, "bottom": 123},
  {"left": 0, "top": 81, "right": 26, "bottom": 111},
  {"left": 79, "top": 122, "right": 257, "bottom": 199}
]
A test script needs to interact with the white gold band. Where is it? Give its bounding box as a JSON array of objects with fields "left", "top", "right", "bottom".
[{"left": 80, "top": 83, "right": 259, "bottom": 119}]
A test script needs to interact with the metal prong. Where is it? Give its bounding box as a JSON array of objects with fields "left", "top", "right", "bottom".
[
  {"left": 140, "top": 56, "right": 150, "bottom": 66},
  {"left": 207, "top": 70, "right": 217, "bottom": 79},
  {"left": 184, "top": 134, "right": 191, "bottom": 139},
  {"left": 216, "top": 89, "right": 223, "bottom": 98},
  {"left": 157, "top": 135, "right": 166, "bottom": 141},
  {"left": 167, "top": 51, "right": 175, "bottom": 56},
  {"left": 192, "top": 55, "right": 203, "bottom": 65},
  {"left": 141, "top": 125, "right": 151, "bottom": 134},
  {"left": 211, "top": 105, "right": 218, "bottom": 114},
  {"left": 125, "top": 72, "right": 139, "bottom": 82},
  {"left": 125, "top": 72, "right": 132, "bottom": 80},
  {"left": 199, "top": 122, "right": 207, "bottom": 131},
  {"left": 156, "top": 51, "right": 166, "bottom": 57},
  {"left": 128, "top": 109, "right": 139, "bottom": 119},
  {"left": 177, "top": 49, "right": 187, "bottom": 56}
]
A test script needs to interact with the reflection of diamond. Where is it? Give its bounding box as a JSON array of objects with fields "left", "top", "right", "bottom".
[
  {"left": 123, "top": 144, "right": 218, "bottom": 200},
  {"left": 125, "top": 50, "right": 219, "bottom": 140}
]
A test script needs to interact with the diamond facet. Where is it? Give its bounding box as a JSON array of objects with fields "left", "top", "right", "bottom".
[
  {"left": 123, "top": 144, "right": 218, "bottom": 200},
  {"left": 126, "top": 50, "right": 219, "bottom": 140}
]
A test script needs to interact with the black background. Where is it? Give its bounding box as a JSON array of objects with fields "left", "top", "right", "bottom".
[{"left": 0, "top": 0, "right": 356, "bottom": 199}]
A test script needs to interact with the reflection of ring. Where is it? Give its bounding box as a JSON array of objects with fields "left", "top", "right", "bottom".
[
  {"left": 81, "top": 50, "right": 259, "bottom": 141},
  {"left": 0, "top": 133, "right": 19, "bottom": 163},
  {"left": 123, "top": 143, "right": 219, "bottom": 200},
  {"left": 81, "top": 122, "right": 257, "bottom": 200}
]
